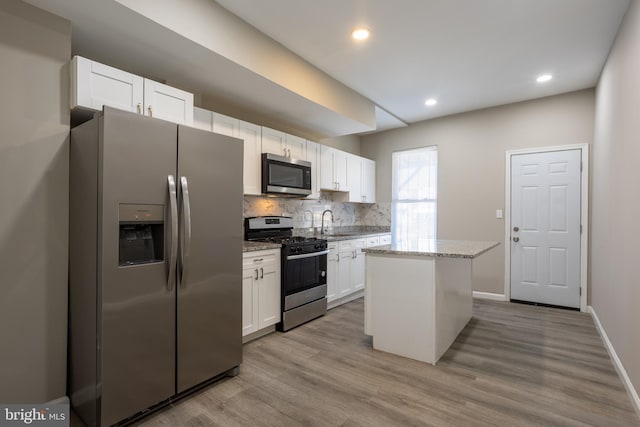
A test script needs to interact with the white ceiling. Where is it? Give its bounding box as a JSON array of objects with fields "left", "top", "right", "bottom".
[{"left": 215, "top": 0, "right": 629, "bottom": 126}]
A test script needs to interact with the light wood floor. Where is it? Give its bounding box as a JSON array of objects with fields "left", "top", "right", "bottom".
[{"left": 74, "top": 298, "right": 640, "bottom": 426}]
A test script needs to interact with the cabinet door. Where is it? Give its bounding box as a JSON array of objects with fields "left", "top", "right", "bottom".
[
  {"left": 193, "top": 107, "right": 213, "bottom": 131},
  {"left": 213, "top": 112, "right": 239, "bottom": 137},
  {"left": 320, "top": 145, "right": 335, "bottom": 190},
  {"left": 258, "top": 263, "right": 281, "bottom": 328},
  {"left": 338, "top": 249, "right": 353, "bottom": 298},
  {"left": 242, "top": 268, "right": 259, "bottom": 336},
  {"left": 362, "top": 159, "right": 376, "bottom": 203},
  {"left": 143, "top": 79, "right": 194, "bottom": 125},
  {"left": 286, "top": 134, "right": 306, "bottom": 160},
  {"left": 351, "top": 250, "right": 365, "bottom": 291},
  {"left": 326, "top": 244, "right": 339, "bottom": 303},
  {"left": 305, "top": 141, "right": 321, "bottom": 199},
  {"left": 335, "top": 150, "right": 349, "bottom": 191},
  {"left": 261, "top": 127, "right": 287, "bottom": 157},
  {"left": 348, "top": 155, "right": 362, "bottom": 202},
  {"left": 239, "top": 121, "right": 262, "bottom": 196},
  {"left": 71, "top": 56, "right": 143, "bottom": 113}
]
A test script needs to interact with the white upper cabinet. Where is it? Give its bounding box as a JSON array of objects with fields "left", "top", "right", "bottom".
[
  {"left": 238, "top": 120, "right": 262, "bottom": 196},
  {"left": 71, "top": 56, "right": 194, "bottom": 126},
  {"left": 212, "top": 112, "right": 239, "bottom": 137},
  {"left": 143, "top": 80, "right": 193, "bottom": 126},
  {"left": 261, "top": 127, "right": 287, "bottom": 157},
  {"left": 362, "top": 158, "right": 376, "bottom": 203},
  {"left": 320, "top": 145, "right": 349, "bottom": 192},
  {"left": 71, "top": 56, "right": 143, "bottom": 114},
  {"left": 261, "top": 127, "right": 306, "bottom": 159},
  {"left": 305, "top": 140, "right": 321, "bottom": 199},
  {"left": 347, "top": 154, "right": 362, "bottom": 202},
  {"left": 193, "top": 107, "right": 213, "bottom": 131},
  {"left": 285, "top": 134, "right": 306, "bottom": 160},
  {"left": 320, "top": 145, "right": 336, "bottom": 191}
]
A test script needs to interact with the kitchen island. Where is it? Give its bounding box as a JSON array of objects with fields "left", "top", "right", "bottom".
[{"left": 363, "top": 239, "right": 499, "bottom": 365}]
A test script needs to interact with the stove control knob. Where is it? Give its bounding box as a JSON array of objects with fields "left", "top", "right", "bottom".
[
  {"left": 290, "top": 247, "right": 297, "bottom": 253},
  {"left": 314, "top": 243, "right": 320, "bottom": 249},
  {"left": 296, "top": 246, "right": 303, "bottom": 253}
]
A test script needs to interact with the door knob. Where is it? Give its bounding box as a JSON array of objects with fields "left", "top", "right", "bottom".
[
  {"left": 513, "top": 237, "right": 520, "bottom": 242},
  {"left": 513, "top": 226, "right": 519, "bottom": 232}
]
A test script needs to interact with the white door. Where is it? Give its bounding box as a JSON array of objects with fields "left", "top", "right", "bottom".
[
  {"left": 510, "top": 149, "right": 581, "bottom": 308},
  {"left": 258, "top": 262, "right": 281, "bottom": 328},
  {"left": 143, "top": 79, "right": 194, "bottom": 125},
  {"left": 239, "top": 120, "right": 262, "bottom": 196},
  {"left": 242, "top": 268, "right": 258, "bottom": 336}
]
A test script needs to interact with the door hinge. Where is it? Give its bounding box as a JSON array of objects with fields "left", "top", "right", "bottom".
[
  {"left": 580, "top": 224, "right": 582, "bottom": 234},
  {"left": 580, "top": 161, "right": 583, "bottom": 172},
  {"left": 579, "top": 287, "right": 582, "bottom": 296}
]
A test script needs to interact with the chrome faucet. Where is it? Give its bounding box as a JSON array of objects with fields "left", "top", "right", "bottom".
[{"left": 321, "top": 209, "right": 333, "bottom": 235}]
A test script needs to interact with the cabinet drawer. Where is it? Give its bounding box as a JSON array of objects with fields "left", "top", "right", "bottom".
[
  {"left": 339, "top": 238, "right": 366, "bottom": 251},
  {"left": 243, "top": 250, "right": 279, "bottom": 269},
  {"left": 366, "top": 236, "right": 380, "bottom": 247},
  {"left": 380, "top": 235, "right": 391, "bottom": 245}
]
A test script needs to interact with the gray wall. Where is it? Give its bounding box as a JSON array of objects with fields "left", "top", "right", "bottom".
[
  {"left": 361, "top": 90, "right": 595, "bottom": 294},
  {"left": 0, "top": 0, "right": 71, "bottom": 402},
  {"left": 592, "top": 0, "right": 640, "bottom": 406},
  {"left": 319, "top": 134, "right": 362, "bottom": 156}
]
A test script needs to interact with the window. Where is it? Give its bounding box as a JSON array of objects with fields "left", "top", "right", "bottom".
[{"left": 392, "top": 146, "right": 437, "bottom": 245}]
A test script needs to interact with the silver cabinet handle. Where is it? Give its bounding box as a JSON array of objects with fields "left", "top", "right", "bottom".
[
  {"left": 513, "top": 237, "right": 520, "bottom": 242},
  {"left": 254, "top": 269, "right": 259, "bottom": 280},
  {"left": 260, "top": 267, "right": 264, "bottom": 279},
  {"left": 180, "top": 176, "right": 192, "bottom": 287},
  {"left": 148, "top": 105, "right": 153, "bottom": 117},
  {"left": 137, "top": 103, "right": 142, "bottom": 114},
  {"left": 513, "top": 226, "right": 520, "bottom": 232},
  {"left": 337, "top": 253, "right": 340, "bottom": 262},
  {"left": 167, "top": 175, "right": 178, "bottom": 290},
  {"left": 253, "top": 258, "right": 264, "bottom": 263}
]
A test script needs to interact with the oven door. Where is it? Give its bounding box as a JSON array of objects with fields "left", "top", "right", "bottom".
[{"left": 282, "top": 250, "right": 328, "bottom": 297}]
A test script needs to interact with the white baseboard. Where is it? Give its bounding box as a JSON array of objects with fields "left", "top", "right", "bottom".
[
  {"left": 589, "top": 306, "right": 640, "bottom": 417},
  {"left": 472, "top": 291, "right": 508, "bottom": 301}
]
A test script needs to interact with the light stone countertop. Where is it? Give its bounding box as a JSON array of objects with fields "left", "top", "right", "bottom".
[
  {"left": 362, "top": 239, "right": 500, "bottom": 259},
  {"left": 242, "top": 241, "right": 282, "bottom": 253}
]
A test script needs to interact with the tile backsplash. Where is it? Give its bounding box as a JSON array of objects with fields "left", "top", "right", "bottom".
[{"left": 243, "top": 194, "right": 391, "bottom": 230}]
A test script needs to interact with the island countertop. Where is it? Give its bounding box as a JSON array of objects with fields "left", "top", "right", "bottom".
[{"left": 362, "top": 239, "right": 500, "bottom": 259}]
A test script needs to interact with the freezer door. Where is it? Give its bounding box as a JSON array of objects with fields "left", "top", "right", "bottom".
[
  {"left": 176, "top": 125, "right": 243, "bottom": 393},
  {"left": 99, "top": 108, "right": 177, "bottom": 426}
]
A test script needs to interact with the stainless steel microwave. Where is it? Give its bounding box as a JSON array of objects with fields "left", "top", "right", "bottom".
[{"left": 262, "top": 153, "right": 312, "bottom": 196}]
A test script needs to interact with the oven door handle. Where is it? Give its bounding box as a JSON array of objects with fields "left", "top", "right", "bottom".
[{"left": 286, "top": 249, "right": 330, "bottom": 260}]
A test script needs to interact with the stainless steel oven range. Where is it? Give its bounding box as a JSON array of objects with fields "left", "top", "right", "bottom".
[{"left": 244, "top": 216, "right": 328, "bottom": 331}]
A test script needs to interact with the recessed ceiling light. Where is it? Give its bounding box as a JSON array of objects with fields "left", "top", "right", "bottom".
[
  {"left": 352, "top": 28, "right": 370, "bottom": 41},
  {"left": 425, "top": 98, "right": 437, "bottom": 106},
  {"left": 536, "top": 74, "right": 553, "bottom": 83}
]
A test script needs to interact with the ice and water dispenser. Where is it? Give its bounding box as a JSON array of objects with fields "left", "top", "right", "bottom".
[{"left": 118, "top": 204, "right": 164, "bottom": 266}]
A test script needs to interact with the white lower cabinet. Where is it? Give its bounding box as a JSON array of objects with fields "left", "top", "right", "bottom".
[
  {"left": 327, "top": 238, "right": 366, "bottom": 308},
  {"left": 242, "top": 250, "right": 281, "bottom": 337},
  {"left": 327, "top": 235, "right": 391, "bottom": 309}
]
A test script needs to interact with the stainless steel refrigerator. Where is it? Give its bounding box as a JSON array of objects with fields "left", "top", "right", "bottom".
[{"left": 69, "top": 107, "right": 243, "bottom": 426}]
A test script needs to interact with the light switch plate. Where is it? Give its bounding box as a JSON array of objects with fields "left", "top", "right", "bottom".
[{"left": 496, "top": 209, "right": 503, "bottom": 219}]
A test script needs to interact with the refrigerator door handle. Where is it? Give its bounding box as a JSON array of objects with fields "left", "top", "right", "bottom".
[
  {"left": 180, "top": 176, "right": 192, "bottom": 288},
  {"left": 167, "top": 175, "right": 178, "bottom": 290}
]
